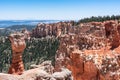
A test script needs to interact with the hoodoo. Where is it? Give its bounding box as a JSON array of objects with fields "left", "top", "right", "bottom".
[{"left": 8, "top": 32, "right": 26, "bottom": 75}]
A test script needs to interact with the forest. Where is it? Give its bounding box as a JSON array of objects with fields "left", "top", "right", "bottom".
[{"left": 77, "top": 15, "right": 120, "bottom": 24}]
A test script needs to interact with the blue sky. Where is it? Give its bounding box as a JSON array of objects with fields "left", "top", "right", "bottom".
[{"left": 0, "top": 0, "right": 120, "bottom": 20}]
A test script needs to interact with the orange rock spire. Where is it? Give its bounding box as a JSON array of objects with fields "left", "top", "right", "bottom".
[{"left": 8, "top": 32, "right": 26, "bottom": 75}]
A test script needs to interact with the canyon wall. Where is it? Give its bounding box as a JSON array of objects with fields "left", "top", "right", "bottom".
[
  {"left": 32, "top": 22, "right": 70, "bottom": 38},
  {"left": 55, "top": 20, "right": 120, "bottom": 80}
]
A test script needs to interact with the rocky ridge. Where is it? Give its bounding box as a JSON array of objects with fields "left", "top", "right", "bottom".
[{"left": 0, "top": 61, "right": 72, "bottom": 80}]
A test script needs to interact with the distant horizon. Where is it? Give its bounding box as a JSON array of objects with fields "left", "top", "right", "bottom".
[
  {"left": 0, "top": 14, "right": 119, "bottom": 21},
  {"left": 0, "top": 20, "right": 63, "bottom": 28}
]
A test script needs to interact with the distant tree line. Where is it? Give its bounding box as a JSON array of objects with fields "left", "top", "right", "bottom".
[
  {"left": 6, "top": 25, "right": 36, "bottom": 31},
  {"left": 0, "top": 25, "right": 36, "bottom": 36},
  {"left": 77, "top": 15, "right": 120, "bottom": 24}
]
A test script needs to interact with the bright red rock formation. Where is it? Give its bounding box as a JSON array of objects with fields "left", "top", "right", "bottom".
[
  {"left": 31, "top": 22, "right": 73, "bottom": 38},
  {"left": 104, "top": 20, "right": 120, "bottom": 49},
  {"left": 55, "top": 20, "right": 120, "bottom": 80},
  {"left": 8, "top": 32, "right": 26, "bottom": 75}
]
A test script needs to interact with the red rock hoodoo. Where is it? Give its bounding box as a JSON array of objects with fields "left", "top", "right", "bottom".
[{"left": 8, "top": 32, "right": 26, "bottom": 75}]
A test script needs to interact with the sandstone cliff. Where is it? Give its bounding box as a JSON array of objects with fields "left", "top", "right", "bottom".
[
  {"left": 55, "top": 20, "right": 120, "bottom": 80},
  {"left": 32, "top": 22, "right": 74, "bottom": 38}
]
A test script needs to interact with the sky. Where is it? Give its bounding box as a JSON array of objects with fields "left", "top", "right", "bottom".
[{"left": 0, "top": 0, "right": 120, "bottom": 20}]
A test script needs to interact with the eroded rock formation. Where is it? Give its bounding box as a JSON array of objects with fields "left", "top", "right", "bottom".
[
  {"left": 104, "top": 20, "right": 120, "bottom": 49},
  {"left": 32, "top": 21, "right": 106, "bottom": 38},
  {"left": 32, "top": 22, "right": 73, "bottom": 38},
  {"left": 0, "top": 61, "right": 72, "bottom": 80},
  {"left": 8, "top": 29, "right": 31, "bottom": 75},
  {"left": 55, "top": 20, "right": 120, "bottom": 80},
  {"left": 8, "top": 32, "right": 26, "bottom": 75}
]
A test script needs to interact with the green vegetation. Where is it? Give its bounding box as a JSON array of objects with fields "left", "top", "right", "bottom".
[
  {"left": 0, "top": 29, "right": 11, "bottom": 36},
  {"left": 77, "top": 15, "right": 120, "bottom": 24},
  {"left": 6, "top": 25, "right": 36, "bottom": 31},
  {"left": 0, "top": 37, "right": 11, "bottom": 73},
  {"left": 0, "top": 37, "right": 59, "bottom": 73}
]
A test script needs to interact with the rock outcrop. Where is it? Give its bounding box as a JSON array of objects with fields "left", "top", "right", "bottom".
[
  {"left": 104, "top": 20, "right": 120, "bottom": 49},
  {"left": 8, "top": 32, "right": 26, "bottom": 75},
  {"left": 0, "top": 61, "right": 72, "bottom": 80},
  {"left": 32, "top": 22, "right": 73, "bottom": 38},
  {"left": 8, "top": 29, "right": 31, "bottom": 75},
  {"left": 55, "top": 20, "right": 120, "bottom": 80}
]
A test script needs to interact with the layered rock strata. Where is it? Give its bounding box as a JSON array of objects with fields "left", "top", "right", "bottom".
[
  {"left": 32, "top": 22, "right": 73, "bottom": 38},
  {"left": 32, "top": 21, "right": 105, "bottom": 38},
  {"left": 8, "top": 32, "right": 26, "bottom": 75},
  {"left": 55, "top": 20, "right": 120, "bottom": 80}
]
